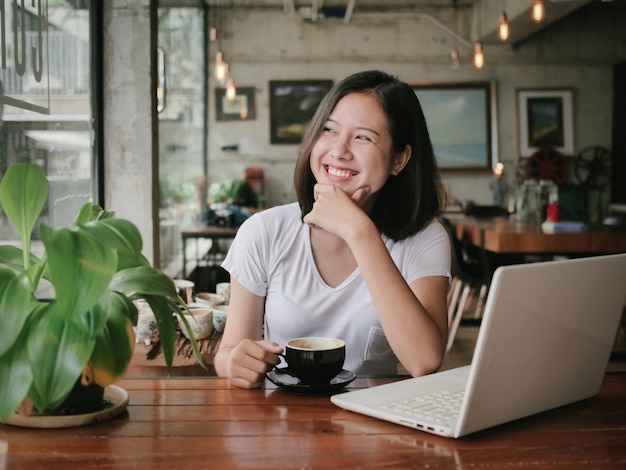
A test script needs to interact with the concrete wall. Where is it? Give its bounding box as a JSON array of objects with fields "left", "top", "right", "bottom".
[{"left": 104, "top": 0, "right": 157, "bottom": 262}]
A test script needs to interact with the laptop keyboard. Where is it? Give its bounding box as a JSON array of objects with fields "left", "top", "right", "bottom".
[{"left": 380, "top": 388, "right": 465, "bottom": 425}]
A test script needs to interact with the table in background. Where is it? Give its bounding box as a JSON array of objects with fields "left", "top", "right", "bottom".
[
  {"left": 449, "top": 215, "right": 626, "bottom": 255},
  {"left": 181, "top": 224, "right": 238, "bottom": 279},
  {"left": 2, "top": 374, "right": 624, "bottom": 468}
]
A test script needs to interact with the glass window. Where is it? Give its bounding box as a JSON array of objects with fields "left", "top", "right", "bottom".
[
  {"left": 157, "top": 6, "right": 207, "bottom": 275},
  {"left": 1, "top": 1, "right": 95, "bottom": 244}
]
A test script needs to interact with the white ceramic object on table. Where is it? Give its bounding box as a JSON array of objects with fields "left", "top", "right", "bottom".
[
  {"left": 178, "top": 307, "right": 213, "bottom": 340},
  {"left": 134, "top": 301, "right": 159, "bottom": 346},
  {"left": 216, "top": 282, "right": 231, "bottom": 304},
  {"left": 195, "top": 292, "right": 226, "bottom": 307},
  {"left": 212, "top": 305, "right": 229, "bottom": 333}
]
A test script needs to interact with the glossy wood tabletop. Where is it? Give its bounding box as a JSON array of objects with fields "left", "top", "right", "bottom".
[
  {"left": 451, "top": 215, "right": 626, "bottom": 254},
  {"left": 2, "top": 374, "right": 625, "bottom": 469}
]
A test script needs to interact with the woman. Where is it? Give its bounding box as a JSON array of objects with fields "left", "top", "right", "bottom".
[{"left": 215, "top": 70, "right": 451, "bottom": 389}]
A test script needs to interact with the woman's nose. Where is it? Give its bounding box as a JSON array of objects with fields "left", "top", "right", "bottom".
[{"left": 330, "top": 137, "right": 352, "bottom": 160}]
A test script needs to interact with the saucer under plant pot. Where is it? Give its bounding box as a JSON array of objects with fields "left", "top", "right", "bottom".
[{"left": 0, "top": 162, "right": 207, "bottom": 428}]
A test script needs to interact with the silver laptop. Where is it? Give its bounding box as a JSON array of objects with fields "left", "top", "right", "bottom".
[{"left": 331, "top": 253, "right": 626, "bottom": 438}]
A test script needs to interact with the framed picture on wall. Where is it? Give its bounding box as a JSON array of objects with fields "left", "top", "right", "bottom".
[
  {"left": 517, "top": 88, "right": 575, "bottom": 157},
  {"left": 411, "top": 82, "right": 494, "bottom": 171},
  {"left": 215, "top": 87, "right": 256, "bottom": 121},
  {"left": 269, "top": 80, "right": 333, "bottom": 144}
]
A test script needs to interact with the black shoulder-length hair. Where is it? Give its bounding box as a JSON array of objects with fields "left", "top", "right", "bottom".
[{"left": 294, "top": 70, "right": 445, "bottom": 241}]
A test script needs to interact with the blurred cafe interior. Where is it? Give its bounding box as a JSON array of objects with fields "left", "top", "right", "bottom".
[{"left": 1, "top": 0, "right": 625, "bottom": 374}]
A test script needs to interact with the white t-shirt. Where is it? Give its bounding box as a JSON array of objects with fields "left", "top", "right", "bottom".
[{"left": 221, "top": 202, "right": 451, "bottom": 375}]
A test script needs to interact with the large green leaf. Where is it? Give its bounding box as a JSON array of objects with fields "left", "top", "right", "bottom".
[
  {"left": 0, "top": 163, "right": 48, "bottom": 269},
  {"left": 0, "top": 245, "right": 41, "bottom": 272},
  {"left": 27, "top": 302, "right": 95, "bottom": 412},
  {"left": 110, "top": 266, "right": 180, "bottom": 299},
  {"left": 74, "top": 297, "right": 109, "bottom": 338},
  {"left": 141, "top": 294, "right": 180, "bottom": 371},
  {"left": 40, "top": 225, "right": 118, "bottom": 318},
  {"left": 109, "top": 267, "right": 184, "bottom": 372},
  {"left": 0, "top": 270, "right": 35, "bottom": 356},
  {"left": 73, "top": 202, "right": 101, "bottom": 225},
  {"left": 73, "top": 290, "right": 135, "bottom": 339},
  {"left": 0, "top": 329, "right": 34, "bottom": 422},
  {"left": 79, "top": 218, "right": 147, "bottom": 270},
  {"left": 90, "top": 294, "right": 136, "bottom": 385}
]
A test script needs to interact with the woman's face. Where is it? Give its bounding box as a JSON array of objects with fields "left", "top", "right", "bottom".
[{"left": 310, "top": 92, "right": 410, "bottom": 200}]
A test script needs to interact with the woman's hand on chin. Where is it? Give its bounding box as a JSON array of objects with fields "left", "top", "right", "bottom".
[{"left": 304, "top": 184, "right": 371, "bottom": 237}]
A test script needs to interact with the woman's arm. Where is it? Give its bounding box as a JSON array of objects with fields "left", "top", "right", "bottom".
[
  {"left": 304, "top": 184, "right": 449, "bottom": 376},
  {"left": 350, "top": 226, "right": 449, "bottom": 376},
  {"left": 214, "top": 276, "right": 283, "bottom": 388}
]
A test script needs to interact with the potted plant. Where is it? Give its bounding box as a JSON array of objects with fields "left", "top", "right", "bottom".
[{"left": 0, "top": 162, "right": 204, "bottom": 422}]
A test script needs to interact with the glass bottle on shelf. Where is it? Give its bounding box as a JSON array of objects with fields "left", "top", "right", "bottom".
[{"left": 538, "top": 180, "right": 558, "bottom": 223}]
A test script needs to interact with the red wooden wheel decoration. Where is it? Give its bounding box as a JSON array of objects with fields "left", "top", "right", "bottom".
[{"left": 526, "top": 148, "right": 568, "bottom": 185}]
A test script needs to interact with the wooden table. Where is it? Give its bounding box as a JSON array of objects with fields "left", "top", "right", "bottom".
[
  {"left": 450, "top": 215, "right": 626, "bottom": 255},
  {"left": 181, "top": 224, "right": 238, "bottom": 279},
  {"left": 2, "top": 374, "right": 625, "bottom": 468}
]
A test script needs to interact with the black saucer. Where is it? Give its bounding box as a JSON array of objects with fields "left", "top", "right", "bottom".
[{"left": 266, "top": 369, "right": 356, "bottom": 394}]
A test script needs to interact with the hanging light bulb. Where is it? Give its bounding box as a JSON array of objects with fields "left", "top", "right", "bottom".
[
  {"left": 473, "top": 0, "right": 485, "bottom": 69},
  {"left": 498, "top": 11, "right": 509, "bottom": 41},
  {"left": 532, "top": 0, "right": 545, "bottom": 23},
  {"left": 450, "top": 47, "right": 460, "bottom": 71},
  {"left": 226, "top": 76, "right": 236, "bottom": 100},
  {"left": 215, "top": 51, "right": 229, "bottom": 82},
  {"left": 473, "top": 42, "right": 484, "bottom": 69}
]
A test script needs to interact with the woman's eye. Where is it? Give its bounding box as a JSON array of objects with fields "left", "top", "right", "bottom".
[
  {"left": 355, "top": 134, "right": 371, "bottom": 141},
  {"left": 323, "top": 126, "right": 336, "bottom": 134}
]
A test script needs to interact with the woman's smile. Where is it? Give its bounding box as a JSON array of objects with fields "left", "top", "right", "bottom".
[{"left": 324, "top": 164, "right": 358, "bottom": 180}]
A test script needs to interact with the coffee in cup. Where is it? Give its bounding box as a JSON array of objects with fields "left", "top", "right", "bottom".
[{"left": 283, "top": 337, "right": 345, "bottom": 384}]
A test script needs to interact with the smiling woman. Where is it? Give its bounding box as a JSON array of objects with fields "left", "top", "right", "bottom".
[{"left": 215, "top": 70, "right": 451, "bottom": 389}]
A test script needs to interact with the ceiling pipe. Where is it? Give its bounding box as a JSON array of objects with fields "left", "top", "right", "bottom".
[{"left": 344, "top": 0, "right": 356, "bottom": 24}]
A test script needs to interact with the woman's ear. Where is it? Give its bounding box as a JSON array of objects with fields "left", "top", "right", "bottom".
[{"left": 391, "top": 144, "right": 411, "bottom": 175}]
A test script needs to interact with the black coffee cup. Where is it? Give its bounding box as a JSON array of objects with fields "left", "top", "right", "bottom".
[{"left": 283, "top": 337, "right": 345, "bottom": 384}]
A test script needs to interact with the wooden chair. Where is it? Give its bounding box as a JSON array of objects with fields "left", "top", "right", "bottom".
[{"left": 439, "top": 217, "right": 491, "bottom": 353}]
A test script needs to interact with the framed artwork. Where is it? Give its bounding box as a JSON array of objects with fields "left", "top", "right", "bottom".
[
  {"left": 411, "top": 82, "right": 494, "bottom": 171},
  {"left": 269, "top": 80, "right": 333, "bottom": 144},
  {"left": 215, "top": 87, "right": 256, "bottom": 121},
  {"left": 517, "top": 88, "right": 575, "bottom": 157}
]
